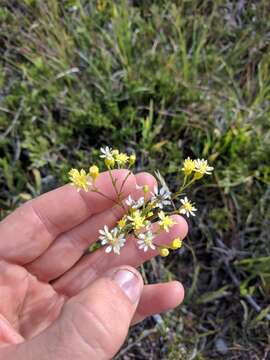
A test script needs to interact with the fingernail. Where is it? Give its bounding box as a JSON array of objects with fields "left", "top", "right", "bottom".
[{"left": 112, "top": 269, "right": 141, "bottom": 304}]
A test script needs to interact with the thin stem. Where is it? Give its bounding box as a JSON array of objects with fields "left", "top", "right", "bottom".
[
  {"left": 108, "top": 168, "right": 125, "bottom": 210},
  {"left": 118, "top": 170, "right": 132, "bottom": 198}
]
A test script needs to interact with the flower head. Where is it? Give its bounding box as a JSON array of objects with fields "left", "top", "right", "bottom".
[
  {"left": 158, "top": 247, "right": 170, "bottom": 257},
  {"left": 151, "top": 186, "right": 171, "bottom": 209},
  {"left": 182, "top": 157, "right": 196, "bottom": 176},
  {"left": 117, "top": 216, "right": 127, "bottom": 229},
  {"left": 128, "top": 210, "right": 146, "bottom": 231},
  {"left": 100, "top": 146, "right": 114, "bottom": 159},
  {"left": 137, "top": 230, "right": 156, "bottom": 252},
  {"left": 100, "top": 146, "right": 115, "bottom": 168},
  {"left": 125, "top": 195, "right": 144, "bottom": 209},
  {"left": 68, "top": 168, "right": 89, "bottom": 192},
  {"left": 158, "top": 211, "right": 175, "bottom": 232},
  {"left": 170, "top": 237, "right": 183, "bottom": 250},
  {"left": 115, "top": 152, "right": 129, "bottom": 166},
  {"left": 129, "top": 153, "right": 136, "bottom": 165},
  {"left": 89, "top": 165, "right": 99, "bottom": 180},
  {"left": 194, "top": 159, "right": 214, "bottom": 178},
  {"left": 179, "top": 197, "right": 197, "bottom": 217},
  {"left": 99, "top": 225, "right": 126, "bottom": 255}
]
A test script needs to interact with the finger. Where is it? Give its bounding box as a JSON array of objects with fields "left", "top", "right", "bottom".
[
  {"left": 0, "top": 266, "right": 143, "bottom": 360},
  {"left": 131, "top": 281, "right": 185, "bottom": 325},
  {"left": 26, "top": 173, "right": 157, "bottom": 282},
  {"left": 0, "top": 170, "right": 136, "bottom": 264},
  {"left": 53, "top": 215, "right": 188, "bottom": 296}
]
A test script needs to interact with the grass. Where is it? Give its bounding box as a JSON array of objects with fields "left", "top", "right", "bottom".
[{"left": 1, "top": 0, "right": 270, "bottom": 358}]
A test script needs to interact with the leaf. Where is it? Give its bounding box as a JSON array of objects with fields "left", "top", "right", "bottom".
[{"left": 196, "top": 286, "right": 230, "bottom": 304}]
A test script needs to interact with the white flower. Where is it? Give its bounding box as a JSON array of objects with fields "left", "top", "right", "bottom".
[
  {"left": 99, "top": 225, "right": 126, "bottom": 255},
  {"left": 125, "top": 195, "right": 144, "bottom": 209},
  {"left": 151, "top": 186, "right": 171, "bottom": 209},
  {"left": 137, "top": 231, "right": 156, "bottom": 252},
  {"left": 194, "top": 159, "right": 214, "bottom": 175},
  {"left": 100, "top": 146, "right": 114, "bottom": 160},
  {"left": 179, "top": 197, "right": 197, "bottom": 217}
]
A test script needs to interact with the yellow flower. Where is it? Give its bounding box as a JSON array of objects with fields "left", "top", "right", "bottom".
[
  {"left": 128, "top": 210, "right": 146, "bottom": 231},
  {"left": 182, "top": 157, "right": 196, "bottom": 175},
  {"left": 170, "top": 238, "right": 183, "bottom": 250},
  {"left": 129, "top": 153, "right": 136, "bottom": 165},
  {"left": 115, "top": 152, "right": 129, "bottom": 166},
  {"left": 158, "top": 211, "right": 176, "bottom": 232},
  {"left": 105, "top": 158, "right": 115, "bottom": 168},
  {"left": 68, "top": 168, "right": 89, "bottom": 192},
  {"left": 158, "top": 247, "right": 170, "bottom": 257},
  {"left": 112, "top": 149, "right": 119, "bottom": 156},
  {"left": 89, "top": 165, "right": 99, "bottom": 180},
  {"left": 194, "top": 159, "right": 214, "bottom": 179},
  {"left": 118, "top": 216, "right": 127, "bottom": 229}
]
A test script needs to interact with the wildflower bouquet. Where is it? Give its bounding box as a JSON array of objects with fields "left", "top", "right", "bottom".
[{"left": 68, "top": 147, "right": 213, "bottom": 257}]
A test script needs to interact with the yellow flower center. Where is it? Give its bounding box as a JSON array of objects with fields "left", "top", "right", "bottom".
[{"left": 183, "top": 202, "right": 193, "bottom": 212}]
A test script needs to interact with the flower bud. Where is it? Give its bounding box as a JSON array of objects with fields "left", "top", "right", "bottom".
[
  {"left": 158, "top": 247, "right": 169, "bottom": 257},
  {"left": 105, "top": 157, "right": 115, "bottom": 168},
  {"left": 112, "top": 149, "right": 119, "bottom": 156},
  {"left": 89, "top": 165, "right": 99, "bottom": 180},
  {"left": 143, "top": 184, "right": 149, "bottom": 193},
  {"left": 129, "top": 154, "right": 136, "bottom": 165},
  {"left": 170, "top": 238, "right": 182, "bottom": 250}
]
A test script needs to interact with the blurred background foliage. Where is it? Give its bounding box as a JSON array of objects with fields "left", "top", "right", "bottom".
[{"left": 0, "top": 0, "right": 270, "bottom": 359}]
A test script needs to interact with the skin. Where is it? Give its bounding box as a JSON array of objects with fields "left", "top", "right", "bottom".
[{"left": 0, "top": 170, "right": 188, "bottom": 359}]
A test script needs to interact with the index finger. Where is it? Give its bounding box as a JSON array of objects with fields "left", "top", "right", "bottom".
[{"left": 0, "top": 170, "right": 136, "bottom": 264}]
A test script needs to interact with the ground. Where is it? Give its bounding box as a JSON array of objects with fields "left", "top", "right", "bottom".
[{"left": 0, "top": 1, "right": 270, "bottom": 359}]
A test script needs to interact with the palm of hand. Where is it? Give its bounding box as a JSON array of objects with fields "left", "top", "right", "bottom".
[{"left": 0, "top": 170, "right": 187, "bottom": 355}]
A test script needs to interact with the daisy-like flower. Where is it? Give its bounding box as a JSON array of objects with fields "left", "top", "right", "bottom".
[
  {"left": 127, "top": 210, "right": 146, "bottom": 231},
  {"left": 151, "top": 186, "right": 171, "bottom": 209},
  {"left": 137, "top": 230, "right": 156, "bottom": 252},
  {"left": 182, "top": 157, "right": 196, "bottom": 176},
  {"left": 99, "top": 225, "right": 126, "bottom": 255},
  {"left": 100, "top": 146, "right": 114, "bottom": 159},
  {"left": 68, "top": 168, "right": 89, "bottom": 192},
  {"left": 100, "top": 146, "right": 115, "bottom": 167},
  {"left": 179, "top": 197, "right": 197, "bottom": 217},
  {"left": 158, "top": 211, "right": 176, "bottom": 232},
  {"left": 194, "top": 159, "right": 214, "bottom": 178},
  {"left": 115, "top": 152, "right": 129, "bottom": 166},
  {"left": 125, "top": 195, "right": 144, "bottom": 209}
]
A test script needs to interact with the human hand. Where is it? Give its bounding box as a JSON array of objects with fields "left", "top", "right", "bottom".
[{"left": 0, "top": 170, "right": 187, "bottom": 359}]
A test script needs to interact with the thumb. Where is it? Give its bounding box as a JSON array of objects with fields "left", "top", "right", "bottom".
[{"left": 3, "top": 266, "right": 143, "bottom": 360}]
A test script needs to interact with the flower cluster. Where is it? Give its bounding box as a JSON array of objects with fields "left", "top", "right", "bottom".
[{"left": 68, "top": 148, "right": 214, "bottom": 257}]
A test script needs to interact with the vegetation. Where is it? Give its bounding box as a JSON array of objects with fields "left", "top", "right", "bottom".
[{"left": 1, "top": 1, "right": 270, "bottom": 358}]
